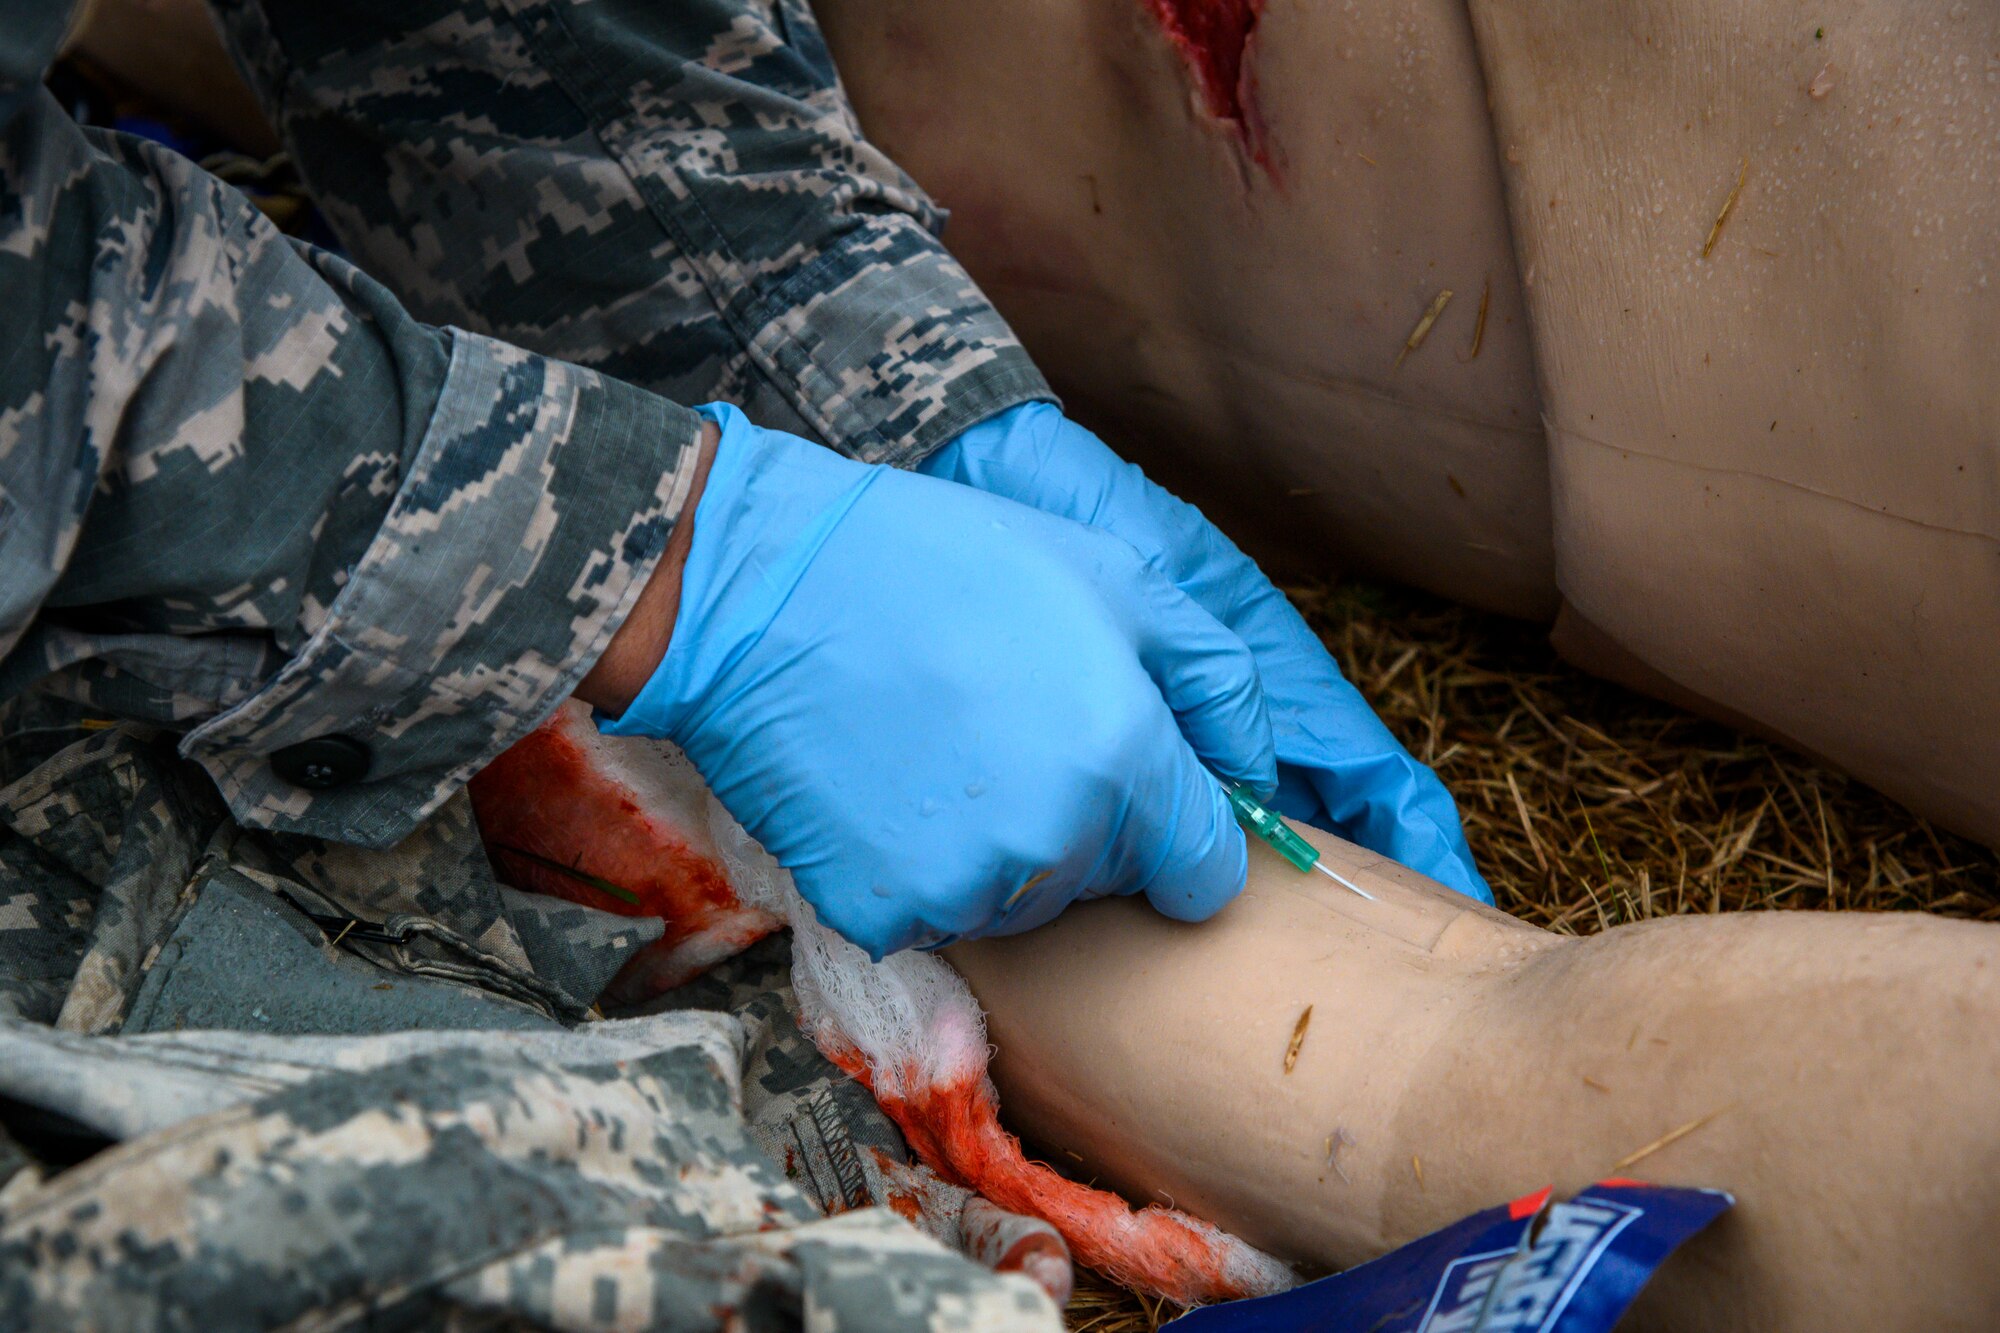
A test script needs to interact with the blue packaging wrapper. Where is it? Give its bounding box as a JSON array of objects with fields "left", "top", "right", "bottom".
[{"left": 1171, "top": 1180, "right": 1732, "bottom": 1333}]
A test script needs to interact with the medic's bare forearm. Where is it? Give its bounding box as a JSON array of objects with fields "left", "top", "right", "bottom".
[{"left": 576, "top": 421, "right": 718, "bottom": 716}]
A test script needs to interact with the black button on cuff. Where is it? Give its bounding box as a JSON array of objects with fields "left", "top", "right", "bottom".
[{"left": 271, "top": 735, "right": 373, "bottom": 790}]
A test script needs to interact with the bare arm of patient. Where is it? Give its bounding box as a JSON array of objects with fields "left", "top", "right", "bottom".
[{"left": 948, "top": 826, "right": 2000, "bottom": 1331}]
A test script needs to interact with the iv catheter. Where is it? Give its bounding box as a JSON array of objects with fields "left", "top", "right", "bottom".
[{"left": 1223, "top": 782, "right": 1377, "bottom": 901}]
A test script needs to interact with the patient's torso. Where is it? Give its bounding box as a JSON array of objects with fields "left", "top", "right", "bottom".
[
  {"left": 814, "top": 0, "right": 1554, "bottom": 619},
  {"left": 819, "top": 0, "right": 2000, "bottom": 844},
  {"left": 1469, "top": 0, "right": 2000, "bottom": 841}
]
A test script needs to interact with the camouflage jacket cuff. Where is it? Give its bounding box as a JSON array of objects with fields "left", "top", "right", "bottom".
[
  {"left": 180, "top": 329, "right": 701, "bottom": 848},
  {"left": 753, "top": 221, "right": 1055, "bottom": 469}
]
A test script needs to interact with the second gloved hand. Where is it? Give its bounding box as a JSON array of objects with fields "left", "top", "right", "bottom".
[
  {"left": 603, "top": 405, "right": 1276, "bottom": 959},
  {"left": 921, "top": 402, "right": 1493, "bottom": 904}
]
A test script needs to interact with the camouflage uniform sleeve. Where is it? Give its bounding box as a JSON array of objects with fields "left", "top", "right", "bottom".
[
  {"left": 207, "top": 0, "right": 1054, "bottom": 467},
  {"left": 0, "top": 41, "right": 704, "bottom": 848}
]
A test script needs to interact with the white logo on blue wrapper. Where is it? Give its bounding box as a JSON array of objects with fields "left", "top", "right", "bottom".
[{"left": 1417, "top": 1199, "right": 1643, "bottom": 1332}]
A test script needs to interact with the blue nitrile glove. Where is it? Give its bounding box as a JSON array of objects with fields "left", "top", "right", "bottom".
[
  {"left": 603, "top": 404, "right": 1277, "bottom": 959},
  {"left": 921, "top": 402, "right": 1493, "bottom": 904}
]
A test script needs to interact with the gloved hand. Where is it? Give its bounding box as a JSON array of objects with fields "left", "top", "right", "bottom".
[
  {"left": 603, "top": 404, "right": 1276, "bottom": 959},
  {"left": 920, "top": 402, "right": 1493, "bottom": 904}
]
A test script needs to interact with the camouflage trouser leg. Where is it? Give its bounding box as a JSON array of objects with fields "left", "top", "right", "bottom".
[
  {"left": 0, "top": 1015, "right": 1059, "bottom": 1331},
  {"left": 0, "top": 727, "right": 1061, "bottom": 1331}
]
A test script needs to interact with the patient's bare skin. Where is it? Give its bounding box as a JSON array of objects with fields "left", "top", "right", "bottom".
[
  {"left": 1469, "top": 0, "right": 2000, "bottom": 848},
  {"left": 817, "top": 0, "right": 1553, "bottom": 620},
  {"left": 817, "top": 0, "right": 2000, "bottom": 847},
  {"left": 949, "top": 825, "right": 2000, "bottom": 1330}
]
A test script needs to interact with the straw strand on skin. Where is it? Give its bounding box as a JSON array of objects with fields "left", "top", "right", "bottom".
[{"left": 1063, "top": 578, "right": 1998, "bottom": 1332}]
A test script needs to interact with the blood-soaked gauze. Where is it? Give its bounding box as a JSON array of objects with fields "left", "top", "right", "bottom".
[
  {"left": 477, "top": 712, "right": 1296, "bottom": 1306},
  {"left": 468, "top": 702, "right": 781, "bottom": 1002},
  {"left": 704, "top": 781, "right": 1299, "bottom": 1307},
  {"left": 870, "top": 1152, "right": 1075, "bottom": 1304}
]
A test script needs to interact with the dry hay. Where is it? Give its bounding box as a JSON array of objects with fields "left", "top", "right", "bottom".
[
  {"left": 1312, "top": 579, "right": 1999, "bottom": 928},
  {"left": 1064, "top": 577, "right": 1999, "bottom": 1332}
]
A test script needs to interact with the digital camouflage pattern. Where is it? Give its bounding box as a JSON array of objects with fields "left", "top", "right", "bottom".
[
  {"left": 0, "top": 0, "right": 1064, "bottom": 1324},
  {"left": 0, "top": 1023, "right": 1057, "bottom": 1331},
  {"left": 1, "top": 2, "right": 702, "bottom": 850},
  {"left": 205, "top": 0, "right": 1050, "bottom": 468},
  {"left": 0, "top": 709, "right": 629, "bottom": 1034},
  {"left": 645, "top": 933, "right": 1069, "bottom": 1282},
  {"left": 0, "top": 712, "right": 1062, "bottom": 1329},
  {"left": 3, "top": 0, "right": 1048, "bottom": 843}
]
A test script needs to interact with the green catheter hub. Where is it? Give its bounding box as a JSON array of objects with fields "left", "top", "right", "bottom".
[{"left": 1223, "top": 781, "right": 1377, "bottom": 901}]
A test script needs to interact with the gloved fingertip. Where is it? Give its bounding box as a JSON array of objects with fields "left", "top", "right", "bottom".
[
  {"left": 1154, "top": 828, "right": 1248, "bottom": 923},
  {"left": 1296, "top": 749, "right": 1495, "bottom": 904},
  {"left": 1197, "top": 692, "right": 1278, "bottom": 795},
  {"left": 1142, "top": 783, "right": 1249, "bottom": 923},
  {"left": 1215, "top": 746, "right": 1280, "bottom": 798},
  {"left": 1136, "top": 587, "right": 1277, "bottom": 796}
]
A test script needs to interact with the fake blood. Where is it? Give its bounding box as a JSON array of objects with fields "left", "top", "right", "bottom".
[
  {"left": 867, "top": 1147, "right": 1075, "bottom": 1303},
  {"left": 477, "top": 704, "right": 1288, "bottom": 1305},
  {"left": 826, "top": 1042, "right": 1286, "bottom": 1307},
  {"left": 469, "top": 703, "right": 781, "bottom": 1000},
  {"left": 1144, "top": 0, "right": 1276, "bottom": 174}
]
